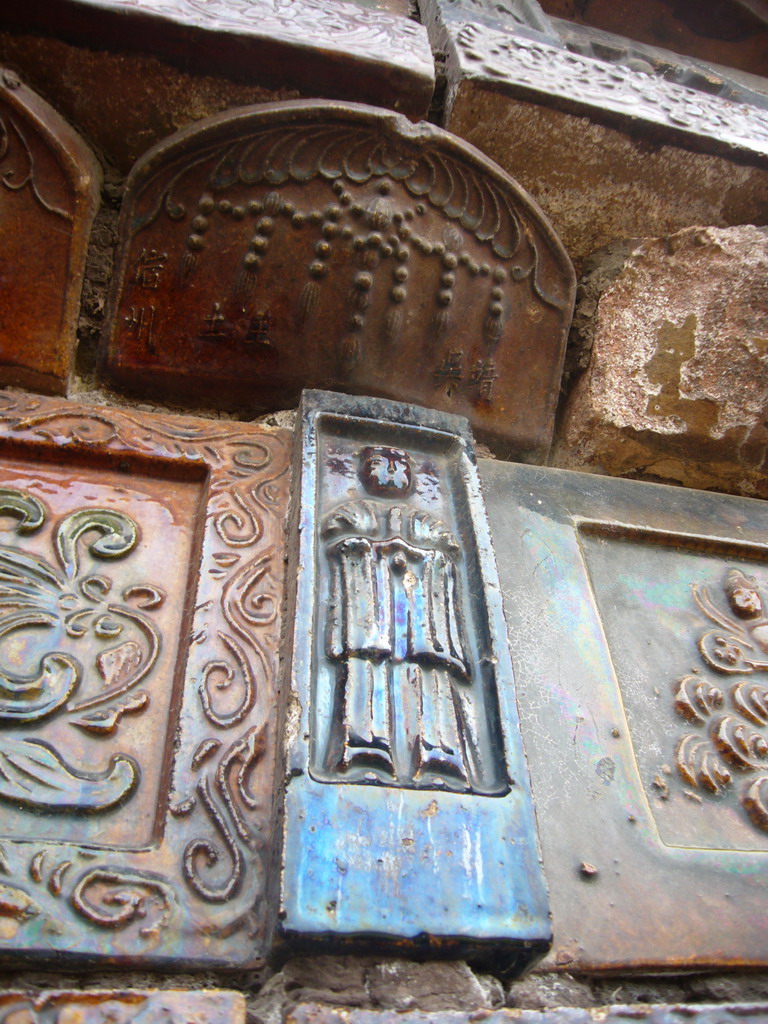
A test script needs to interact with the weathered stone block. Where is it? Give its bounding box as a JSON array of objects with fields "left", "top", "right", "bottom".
[
  {"left": 0, "top": 390, "right": 289, "bottom": 967},
  {"left": 0, "top": 69, "right": 100, "bottom": 394},
  {"left": 276, "top": 391, "right": 549, "bottom": 969},
  {"left": 102, "top": 100, "right": 574, "bottom": 460},
  {"left": 553, "top": 225, "right": 768, "bottom": 497},
  {"left": 0, "top": 990, "right": 245, "bottom": 1024},
  {"left": 422, "top": 1, "right": 768, "bottom": 270},
  {"left": 481, "top": 458, "right": 768, "bottom": 970}
]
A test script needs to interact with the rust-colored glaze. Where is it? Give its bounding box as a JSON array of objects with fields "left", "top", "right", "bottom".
[
  {"left": 0, "top": 69, "right": 101, "bottom": 395},
  {"left": 1, "top": 0, "right": 434, "bottom": 122},
  {"left": 0, "top": 390, "right": 290, "bottom": 967},
  {"left": 101, "top": 101, "right": 575, "bottom": 461},
  {"left": 0, "top": 990, "right": 245, "bottom": 1024}
]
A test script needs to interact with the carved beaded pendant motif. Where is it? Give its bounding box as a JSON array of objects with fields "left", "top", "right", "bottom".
[{"left": 103, "top": 100, "right": 574, "bottom": 460}]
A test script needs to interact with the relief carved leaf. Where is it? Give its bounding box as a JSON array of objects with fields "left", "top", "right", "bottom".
[
  {"left": 712, "top": 715, "right": 768, "bottom": 770},
  {"left": 0, "top": 653, "right": 80, "bottom": 723},
  {"left": 0, "top": 488, "right": 45, "bottom": 534},
  {"left": 0, "top": 881, "right": 40, "bottom": 921},
  {"left": 673, "top": 674, "right": 723, "bottom": 725},
  {"left": 96, "top": 640, "right": 143, "bottom": 691},
  {"left": 742, "top": 775, "right": 768, "bottom": 833},
  {"left": 675, "top": 733, "right": 732, "bottom": 793},
  {"left": 731, "top": 680, "right": 768, "bottom": 726},
  {"left": 0, "top": 739, "right": 138, "bottom": 812},
  {"left": 55, "top": 509, "right": 139, "bottom": 579},
  {"left": 698, "top": 630, "right": 764, "bottom": 674}
]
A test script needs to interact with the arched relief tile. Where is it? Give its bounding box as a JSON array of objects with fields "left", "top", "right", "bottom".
[
  {"left": 0, "top": 390, "right": 290, "bottom": 967},
  {"left": 101, "top": 101, "right": 576, "bottom": 461},
  {"left": 0, "top": 69, "right": 100, "bottom": 395}
]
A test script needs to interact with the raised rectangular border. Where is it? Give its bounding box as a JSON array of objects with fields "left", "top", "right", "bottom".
[
  {"left": 0, "top": 389, "right": 290, "bottom": 968},
  {"left": 480, "top": 459, "right": 768, "bottom": 971}
]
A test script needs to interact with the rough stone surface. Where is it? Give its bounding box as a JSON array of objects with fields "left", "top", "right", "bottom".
[
  {"left": 552, "top": 225, "right": 768, "bottom": 496},
  {"left": 366, "top": 961, "right": 502, "bottom": 1011},
  {"left": 507, "top": 974, "right": 595, "bottom": 1010},
  {"left": 282, "top": 959, "right": 371, "bottom": 1009},
  {"left": 254, "top": 959, "right": 503, "bottom": 1015},
  {"left": 441, "top": 90, "right": 768, "bottom": 272}
]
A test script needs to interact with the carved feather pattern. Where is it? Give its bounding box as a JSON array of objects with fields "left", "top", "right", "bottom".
[
  {"left": 673, "top": 674, "right": 723, "bottom": 725},
  {"left": 675, "top": 733, "right": 731, "bottom": 793},
  {"left": 732, "top": 681, "right": 768, "bottom": 726}
]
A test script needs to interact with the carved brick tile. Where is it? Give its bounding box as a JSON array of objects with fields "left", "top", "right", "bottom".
[
  {"left": 276, "top": 391, "right": 549, "bottom": 969},
  {"left": 101, "top": 101, "right": 575, "bottom": 462},
  {"left": 0, "top": 70, "right": 100, "bottom": 395},
  {"left": 0, "top": 991, "right": 245, "bottom": 1024},
  {"left": 289, "top": 1006, "right": 768, "bottom": 1024},
  {"left": 421, "top": 0, "right": 768, "bottom": 269},
  {"left": 480, "top": 459, "right": 768, "bottom": 970},
  {"left": 2, "top": 0, "right": 433, "bottom": 122},
  {"left": 0, "top": 391, "right": 289, "bottom": 967}
]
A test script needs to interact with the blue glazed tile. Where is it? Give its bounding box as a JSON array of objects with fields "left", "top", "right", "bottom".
[{"left": 275, "top": 390, "right": 550, "bottom": 969}]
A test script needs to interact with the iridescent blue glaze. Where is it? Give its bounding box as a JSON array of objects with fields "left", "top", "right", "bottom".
[{"left": 275, "top": 391, "right": 550, "bottom": 970}]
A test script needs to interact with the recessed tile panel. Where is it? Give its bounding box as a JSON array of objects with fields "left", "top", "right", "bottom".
[
  {"left": 0, "top": 391, "right": 290, "bottom": 967},
  {"left": 480, "top": 459, "right": 768, "bottom": 970}
]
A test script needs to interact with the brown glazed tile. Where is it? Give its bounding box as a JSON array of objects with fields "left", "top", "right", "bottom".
[
  {"left": 101, "top": 101, "right": 575, "bottom": 461},
  {"left": 0, "top": 990, "right": 245, "bottom": 1024},
  {"left": 480, "top": 459, "right": 768, "bottom": 970},
  {"left": 0, "top": 390, "right": 289, "bottom": 967},
  {"left": 0, "top": 70, "right": 100, "bottom": 395},
  {"left": 1, "top": 0, "right": 434, "bottom": 124}
]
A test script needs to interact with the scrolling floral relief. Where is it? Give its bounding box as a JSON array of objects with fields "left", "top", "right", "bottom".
[
  {"left": 0, "top": 390, "right": 289, "bottom": 967},
  {"left": 672, "top": 568, "right": 768, "bottom": 835}
]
